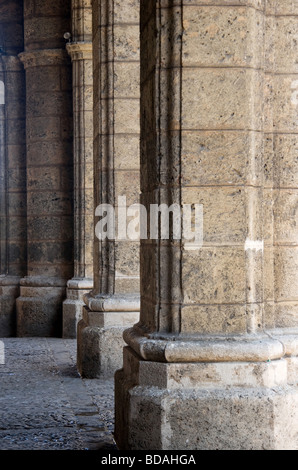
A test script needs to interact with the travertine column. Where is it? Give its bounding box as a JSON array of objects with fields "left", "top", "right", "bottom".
[
  {"left": 115, "top": 0, "right": 298, "bottom": 450},
  {"left": 0, "top": 1, "right": 26, "bottom": 336},
  {"left": 16, "top": 0, "right": 73, "bottom": 337},
  {"left": 63, "top": 0, "right": 94, "bottom": 339},
  {"left": 77, "top": 0, "right": 140, "bottom": 377},
  {"left": 264, "top": 1, "right": 298, "bottom": 384}
]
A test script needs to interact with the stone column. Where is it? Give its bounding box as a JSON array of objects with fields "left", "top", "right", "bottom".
[
  {"left": 264, "top": 1, "right": 298, "bottom": 386},
  {"left": 115, "top": 0, "right": 298, "bottom": 450},
  {"left": 63, "top": 0, "right": 94, "bottom": 339},
  {"left": 16, "top": 0, "right": 74, "bottom": 337},
  {"left": 77, "top": 0, "right": 140, "bottom": 378},
  {"left": 0, "top": 1, "right": 26, "bottom": 336}
]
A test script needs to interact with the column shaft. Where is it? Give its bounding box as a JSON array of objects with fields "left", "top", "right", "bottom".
[
  {"left": 77, "top": 0, "right": 140, "bottom": 378},
  {"left": 63, "top": 0, "right": 94, "bottom": 339},
  {"left": 115, "top": 0, "right": 298, "bottom": 450},
  {"left": 0, "top": 1, "right": 26, "bottom": 336},
  {"left": 16, "top": 0, "right": 74, "bottom": 337},
  {"left": 264, "top": 0, "right": 298, "bottom": 380}
]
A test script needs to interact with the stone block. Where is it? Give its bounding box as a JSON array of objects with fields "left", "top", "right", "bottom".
[
  {"left": 114, "top": 170, "right": 140, "bottom": 206},
  {"left": 272, "top": 134, "right": 298, "bottom": 189},
  {"left": 274, "top": 189, "right": 298, "bottom": 244},
  {"left": 28, "top": 241, "right": 73, "bottom": 264},
  {"left": 7, "top": 168, "right": 26, "bottom": 191},
  {"left": 271, "top": 0, "right": 298, "bottom": 15},
  {"left": 27, "top": 116, "right": 60, "bottom": 142},
  {"left": 183, "top": 6, "right": 264, "bottom": 68},
  {"left": 34, "top": 0, "right": 71, "bottom": 17},
  {"left": 26, "top": 91, "right": 72, "bottom": 117},
  {"left": 7, "top": 145, "right": 26, "bottom": 169},
  {"left": 114, "top": 62, "right": 140, "bottom": 99},
  {"left": 182, "top": 247, "right": 246, "bottom": 304},
  {"left": 181, "top": 130, "right": 263, "bottom": 186},
  {"left": 24, "top": 17, "right": 70, "bottom": 51},
  {"left": 114, "top": 241, "right": 140, "bottom": 278},
  {"left": 263, "top": 247, "right": 274, "bottom": 301},
  {"left": 114, "top": 0, "right": 140, "bottom": 24},
  {"left": 16, "top": 292, "right": 64, "bottom": 337},
  {"left": 274, "top": 302, "right": 298, "bottom": 329},
  {"left": 26, "top": 141, "right": 73, "bottom": 166},
  {"left": 8, "top": 217, "right": 27, "bottom": 241},
  {"left": 182, "top": 186, "right": 247, "bottom": 245},
  {"left": 114, "top": 98, "right": 140, "bottom": 134},
  {"left": 272, "top": 75, "right": 298, "bottom": 133},
  {"left": 26, "top": 66, "right": 62, "bottom": 93},
  {"left": 182, "top": 68, "right": 263, "bottom": 131},
  {"left": 114, "top": 135, "right": 140, "bottom": 170},
  {"left": 27, "top": 191, "right": 72, "bottom": 216},
  {"left": 275, "top": 247, "right": 298, "bottom": 302},
  {"left": 27, "top": 167, "right": 60, "bottom": 191},
  {"left": 7, "top": 119, "right": 26, "bottom": 145},
  {"left": 181, "top": 304, "right": 247, "bottom": 335},
  {"left": 114, "top": 25, "right": 140, "bottom": 61},
  {"left": 273, "top": 17, "right": 298, "bottom": 73},
  {"left": 6, "top": 192, "right": 26, "bottom": 216}
]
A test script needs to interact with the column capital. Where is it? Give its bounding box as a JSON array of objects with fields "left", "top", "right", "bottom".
[
  {"left": 66, "top": 42, "right": 93, "bottom": 61},
  {"left": 18, "top": 49, "right": 69, "bottom": 69}
]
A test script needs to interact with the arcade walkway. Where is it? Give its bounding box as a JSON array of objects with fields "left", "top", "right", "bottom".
[{"left": 0, "top": 338, "right": 116, "bottom": 450}]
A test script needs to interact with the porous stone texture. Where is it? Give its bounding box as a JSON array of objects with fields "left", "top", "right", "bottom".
[
  {"left": 77, "top": 0, "right": 141, "bottom": 377},
  {"left": 0, "top": 337, "right": 115, "bottom": 450},
  {"left": 115, "top": 0, "right": 298, "bottom": 450},
  {"left": 0, "top": 2, "right": 26, "bottom": 337},
  {"left": 16, "top": 0, "right": 74, "bottom": 337}
]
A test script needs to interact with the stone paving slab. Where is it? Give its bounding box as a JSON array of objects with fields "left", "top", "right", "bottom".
[{"left": 0, "top": 338, "right": 117, "bottom": 451}]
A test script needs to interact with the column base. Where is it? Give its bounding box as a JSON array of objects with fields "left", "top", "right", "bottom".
[
  {"left": 16, "top": 277, "right": 67, "bottom": 337},
  {"left": 115, "top": 345, "right": 298, "bottom": 450},
  {"left": 62, "top": 278, "right": 93, "bottom": 339},
  {"left": 77, "top": 294, "right": 140, "bottom": 378},
  {"left": 0, "top": 276, "right": 21, "bottom": 337}
]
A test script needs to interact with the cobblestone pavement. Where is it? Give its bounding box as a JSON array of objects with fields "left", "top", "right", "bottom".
[{"left": 0, "top": 338, "right": 117, "bottom": 451}]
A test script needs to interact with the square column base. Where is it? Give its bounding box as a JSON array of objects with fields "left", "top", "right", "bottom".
[
  {"left": 0, "top": 277, "right": 20, "bottom": 337},
  {"left": 62, "top": 279, "right": 94, "bottom": 339},
  {"left": 77, "top": 306, "right": 139, "bottom": 379},
  {"left": 16, "top": 278, "right": 66, "bottom": 337},
  {"left": 115, "top": 347, "right": 298, "bottom": 450}
]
